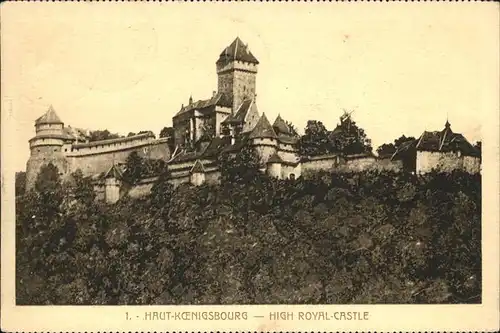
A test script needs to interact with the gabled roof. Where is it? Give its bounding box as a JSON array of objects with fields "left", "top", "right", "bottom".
[
  {"left": 104, "top": 164, "right": 124, "bottom": 179},
  {"left": 217, "top": 37, "right": 259, "bottom": 65},
  {"left": 168, "top": 149, "right": 201, "bottom": 163},
  {"left": 169, "top": 137, "right": 230, "bottom": 164},
  {"left": 222, "top": 99, "right": 254, "bottom": 124},
  {"left": 248, "top": 113, "right": 278, "bottom": 139},
  {"left": 390, "top": 140, "right": 417, "bottom": 160},
  {"left": 203, "top": 136, "right": 229, "bottom": 158},
  {"left": 190, "top": 160, "right": 205, "bottom": 174},
  {"left": 273, "top": 114, "right": 290, "bottom": 135},
  {"left": 416, "top": 131, "right": 441, "bottom": 151},
  {"left": 266, "top": 152, "right": 283, "bottom": 164},
  {"left": 174, "top": 92, "right": 232, "bottom": 117},
  {"left": 35, "top": 105, "right": 63, "bottom": 125},
  {"left": 393, "top": 121, "right": 480, "bottom": 158}
]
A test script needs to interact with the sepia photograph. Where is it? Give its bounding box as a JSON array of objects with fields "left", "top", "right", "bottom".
[{"left": 1, "top": 2, "right": 498, "bottom": 332}]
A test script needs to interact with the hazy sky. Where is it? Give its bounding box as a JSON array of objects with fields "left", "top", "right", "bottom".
[{"left": 2, "top": 3, "right": 498, "bottom": 172}]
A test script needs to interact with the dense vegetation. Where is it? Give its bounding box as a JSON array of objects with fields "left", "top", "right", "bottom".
[
  {"left": 299, "top": 115, "right": 372, "bottom": 157},
  {"left": 16, "top": 152, "right": 481, "bottom": 305}
]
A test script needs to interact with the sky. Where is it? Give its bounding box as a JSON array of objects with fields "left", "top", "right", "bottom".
[{"left": 1, "top": 2, "right": 498, "bottom": 172}]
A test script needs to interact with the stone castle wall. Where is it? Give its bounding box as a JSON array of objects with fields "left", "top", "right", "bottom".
[
  {"left": 25, "top": 150, "right": 69, "bottom": 191},
  {"left": 416, "top": 151, "right": 480, "bottom": 174},
  {"left": 67, "top": 138, "right": 170, "bottom": 177},
  {"left": 128, "top": 177, "right": 158, "bottom": 199},
  {"left": 301, "top": 155, "right": 402, "bottom": 178},
  {"left": 26, "top": 135, "right": 170, "bottom": 191},
  {"left": 463, "top": 155, "right": 481, "bottom": 174},
  {"left": 251, "top": 138, "right": 278, "bottom": 165}
]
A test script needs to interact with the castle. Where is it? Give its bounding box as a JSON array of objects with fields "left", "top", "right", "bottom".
[{"left": 25, "top": 37, "right": 481, "bottom": 203}]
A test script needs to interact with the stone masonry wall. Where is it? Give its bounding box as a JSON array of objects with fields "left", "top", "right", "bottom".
[
  {"left": 232, "top": 69, "right": 256, "bottom": 112},
  {"left": 463, "top": 155, "right": 481, "bottom": 174},
  {"left": 25, "top": 150, "right": 69, "bottom": 191},
  {"left": 67, "top": 140, "right": 170, "bottom": 177},
  {"left": 416, "top": 151, "right": 463, "bottom": 174}
]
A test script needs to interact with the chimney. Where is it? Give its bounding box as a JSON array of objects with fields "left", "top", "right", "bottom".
[{"left": 189, "top": 95, "right": 193, "bottom": 105}]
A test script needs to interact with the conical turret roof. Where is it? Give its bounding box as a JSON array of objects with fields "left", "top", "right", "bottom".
[
  {"left": 104, "top": 164, "right": 124, "bottom": 179},
  {"left": 273, "top": 114, "right": 290, "bottom": 135},
  {"left": 35, "top": 105, "right": 63, "bottom": 125},
  {"left": 217, "top": 37, "right": 259, "bottom": 65},
  {"left": 190, "top": 160, "right": 206, "bottom": 174},
  {"left": 267, "top": 152, "right": 283, "bottom": 164},
  {"left": 249, "top": 113, "right": 277, "bottom": 139}
]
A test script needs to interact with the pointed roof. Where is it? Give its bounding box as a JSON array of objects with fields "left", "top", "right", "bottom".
[
  {"left": 273, "top": 114, "right": 290, "bottom": 135},
  {"left": 35, "top": 105, "right": 63, "bottom": 125},
  {"left": 222, "top": 99, "right": 254, "bottom": 124},
  {"left": 266, "top": 152, "right": 283, "bottom": 164},
  {"left": 190, "top": 160, "right": 205, "bottom": 174},
  {"left": 248, "top": 113, "right": 278, "bottom": 139},
  {"left": 104, "top": 164, "right": 124, "bottom": 180},
  {"left": 217, "top": 37, "right": 259, "bottom": 65},
  {"left": 174, "top": 92, "right": 232, "bottom": 117}
]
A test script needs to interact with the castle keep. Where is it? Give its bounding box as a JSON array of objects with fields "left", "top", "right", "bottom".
[{"left": 25, "top": 37, "right": 481, "bottom": 202}]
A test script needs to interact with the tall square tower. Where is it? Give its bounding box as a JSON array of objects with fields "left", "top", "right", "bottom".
[{"left": 216, "top": 37, "right": 259, "bottom": 113}]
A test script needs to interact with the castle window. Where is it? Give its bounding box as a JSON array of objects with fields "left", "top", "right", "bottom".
[
  {"left": 37, "top": 149, "right": 40, "bottom": 153},
  {"left": 65, "top": 149, "right": 68, "bottom": 152},
  {"left": 54, "top": 149, "right": 57, "bottom": 152}
]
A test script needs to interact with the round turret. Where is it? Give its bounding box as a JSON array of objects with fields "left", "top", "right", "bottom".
[{"left": 25, "top": 105, "right": 69, "bottom": 191}]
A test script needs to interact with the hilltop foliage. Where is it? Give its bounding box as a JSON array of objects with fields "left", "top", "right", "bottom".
[
  {"left": 377, "top": 135, "right": 416, "bottom": 158},
  {"left": 299, "top": 116, "right": 372, "bottom": 157},
  {"left": 88, "top": 130, "right": 122, "bottom": 142},
  {"left": 16, "top": 161, "right": 481, "bottom": 305}
]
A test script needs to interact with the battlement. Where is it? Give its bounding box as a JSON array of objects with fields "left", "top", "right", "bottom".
[
  {"left": 216, "top": 60, "right": 258, "bottom": 74},
  {"left": 66, "top": 132, "right": 156, "bottom": 156}
]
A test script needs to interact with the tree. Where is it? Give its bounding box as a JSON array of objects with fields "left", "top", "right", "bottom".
[
  {"left": 150, "top": 168, "right": 173, "bottom": 210},
  {"left": 122, "top": 151, "right": 144, "bottom": 185},
  {"left": 16, "top": 161, "right": 481, "bottom": 305},
  {"left": 376, "top": 143, "right": 397, "bottom": 157},
  {"left": 298, "top": 120, "right": 334, "bottom": 156},
  {"left": 377, "top": 135, "right": 416, "bottom": 158},
  {"left": 160, "top": 127, "right": 176, "bottom": 151},
  {"left": 15, "top": 171, "right": 26, "bottom": 196},
  {"left": 69, "top": 169, "right": 96, "bottom": 205},
  {"left": 218, "top": 144, "right": 261, "bottom": 184},
  {"left": 88, "top": 130, "right": 121, "bottom": 142},
  {"left": 286, "top": 121, "right": 300, "bottom": 138},
  {"left": 394, "top": 135, "right": 416, "bottom": 149},
  {"left": 329, "top": 113, "right": 372, "bottom": 155},
  {"left": 159, "top": 127, "right": 174, "bottom": 139}
]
